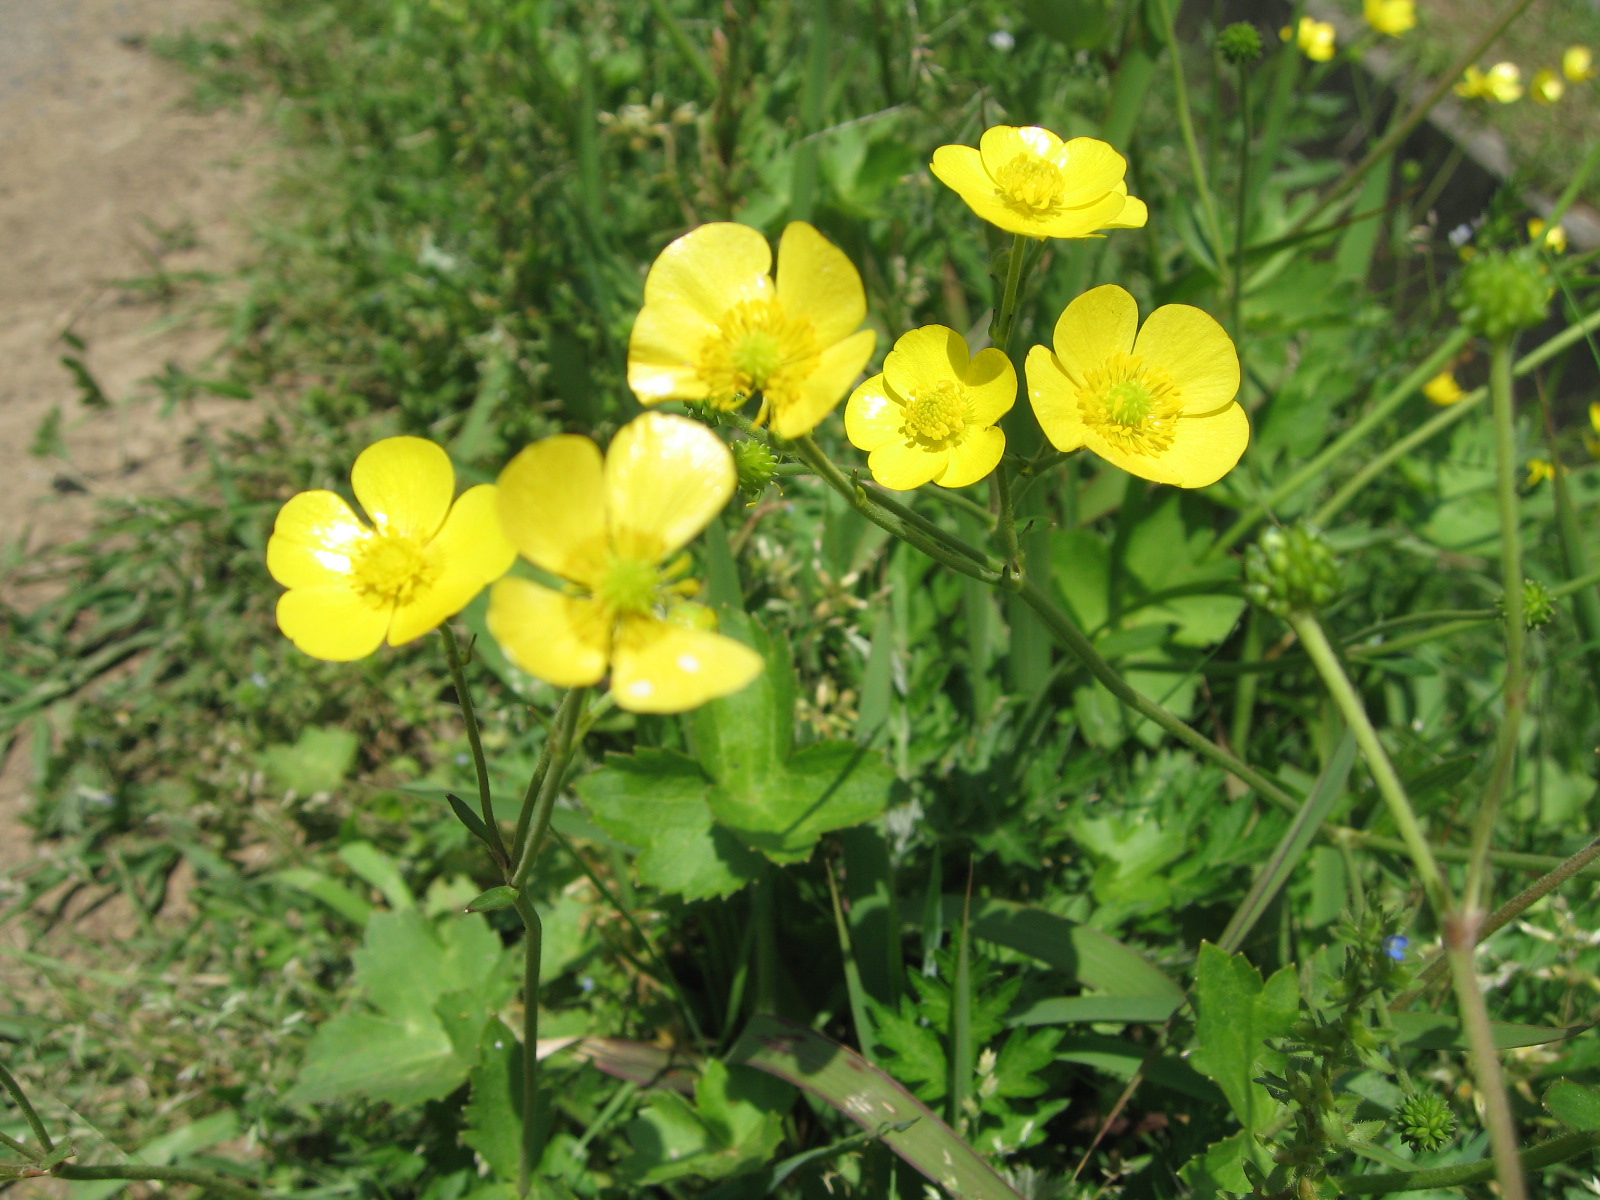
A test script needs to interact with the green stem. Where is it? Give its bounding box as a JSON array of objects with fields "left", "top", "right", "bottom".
[
  {"left": 1015, "top": 579, "right": 1299, "bottom": 812},
  {"left": 1330, "top": 1129, "right": 1600, "bottom": 1193},
  {"left": 992, "top": 464, "right": 1022, "bottom": 578},
  {"left": 1444, "top": 935, "right": 1528, "bottom": 1200},
  {"left": 440, "top": 624, "right": 510, "bottom": 869},
  {"left": 1151, "top": 0, "right": 1229, "bottom": 275},
  {"left": 513, "top": 689, "right": 588, "bottom": 890},
  {"left": 991, "top": 233, "right": 1030, "bottom": 357},
  {"left": 512, "top": 688, "right": 583, "bottom": 867},
  {"left": 1231, "top": 59, "right": 1252, "bottom": 348},
  {"left": 1287, "top": 0, "right": 1536, "bottom": 237},
  {"left": 1287, "top": 611, "right": 1451, "bottom": 914},
  {"left": 53, "top": 1165, "right": 263, "bottom": 1200},
  {"left": 1465, "top": 336, "right": 1523, "bottom": 914},
  {"left": 0, "top": 1063, "right": 52, "bottom": 1157},
  {"left": 1216, "top": 327, "right": 1471, "bottom": 554},
  {"left": 513, "top": 892, "right": 545, "bottom": 1199},
  {"left": 1345, "top": 829, "right": 1600, "bottom": 879},
  {"left": 1393, "top": 833, "right": 1600, "bottom": 1008}
]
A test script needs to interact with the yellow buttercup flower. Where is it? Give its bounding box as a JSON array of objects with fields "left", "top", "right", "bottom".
[
  {"left": 1281, "top": 17, "right": 1336, "bottom": 62},
  {"left": 1564, "top": 45, "right": 1595, "bottom": 83},
  {"left": 1363, "top": 0, "right": 1415, "bottom": 37},
  {"left": 1456, "top": 62, "right": 1523, "bottom": 103},
  {"left": 1531, "top": 68, "right": 1565, "bottom": 104},
  {"left": 844, "top": 326, "right": 1016, "bottom": 490},
  {"left": 267, "top": 437, "right": 516, "bottom": 661},
  {"left": 627, "top": 221, "right": 876, "bottom": 439},
  {"left": 1525, "top": 457, "right": 1557, "bottom": 487},
  {"left": 929, "top": 125, "right": 1148, "bottom": 241},
  {"left": 1423, "top": 370, "right": 1466, "bottom": 406},
  {"left": 1529, "top": 218, "right": 1568, "bottom": 253},
  {"left": 1026, "top": 285, "right": 1246, "bottom": 488},
  {"left": 1586, "top": 401, "right": 1600, "bottom": 459},
  {"left": 487, "top": 413, "right": 763, "bottom": 713}
]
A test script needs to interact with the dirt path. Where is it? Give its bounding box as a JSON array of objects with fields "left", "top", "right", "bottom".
[{"left": 0, "top": 0, "right": 263, "bottom": 875}]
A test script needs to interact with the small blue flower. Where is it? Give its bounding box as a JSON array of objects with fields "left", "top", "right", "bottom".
[{"left": 1383, "top": 935, "right": 1409, "bottom": 961}]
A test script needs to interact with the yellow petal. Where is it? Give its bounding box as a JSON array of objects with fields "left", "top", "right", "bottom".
[
  {"left": 937, "top": 426, "right": 1005, "bottom": 488},
  {"left": 1133, "top": 304, "right": 1240, "bottom": 416},
  {"left": 772, "top": 327, "right": 877, "bottom": 439},
  {"left": 867, "top": 440, "right": 945, "bottom": 491},
  {"left": 387, "top": 484, "right": 518, "bottom": 645},
  {"left": 486, "top": 578, "right": 610, "bottom": 687},
  {"left": 883, "top": 325, "right": 968, "bottom": 401},
  {"left": 610, "top": 616, "right": 764, "bottom": 713},
  {"left": 1087, "top": 403, "right": 1249, "bottom": 488},
  {"left": 1034, "top": 188, "right": 1138, "bottom": 239},
  {"left": 277, "top": 585, "right": 390, "bottom": 662},
  {"left": 977, "top": 125, "right": 1055, "bottom": 176},
  {"left": 627, "top": 302, "right": 717, "bottom": 404},
  {"left": 963, "top": 347, "right": 1018, "bottom": 427},
  {"left": 1027, "top": 344, "right": 1088, "bottom": 452},
  {"left": 929, "top": 143, "right": 996, "bottom": 208},
  {"left": 845, "top": 374, "right": 905, "bottom": 452},
  {"left": 776, "top": 222, "right": 868, "bottom": 349},
  {"left": 605, "top": 412, "right": 735, "bottom": 564},
  {"left": 642, "top": 222, "right": 773, "bottom": 325},
  {"left": 1051, "top": 137, "right": 1128, "bottom": 208},
  {"left": 1052, "top": 285, "right": 1139, "bottom": 385},
  {"left": 1102, "top": 192, "right": 1148, "bottom": 230},
  {"left": 498, "top": 435, "right": 609, "bottom": 587},
  {"left": 267, "top": 489, "right": 370, "bottom": 589},
  {"left": 351, "top": 436, "right": 455, "bottom": 541}
]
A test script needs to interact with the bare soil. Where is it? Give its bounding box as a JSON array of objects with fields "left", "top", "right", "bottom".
[{"left": 0, "top": 0, "right": 262, "bottom": 882}]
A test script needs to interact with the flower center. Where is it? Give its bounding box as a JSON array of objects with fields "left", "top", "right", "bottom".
[
  {"left": 1078, "top": 353, "right": 1184, "bottom": 457},
  {"left": 352, "top": 531, "right": 436, "bottom": 607},
  {"left": 903, "top": 380, "right": 969, "bottom": 442},
  {"left": 993, "top": 153, "right": 1065, "bottom": 216},
  {"left": 595, "top": 556, "right": 662, "bottom": 619},
  {"left": 697, "top": 297, "right": 821, "bottom": 414}
]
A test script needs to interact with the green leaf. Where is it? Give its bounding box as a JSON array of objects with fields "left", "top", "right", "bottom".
[
  {"left": 578, "top": 749, "right": 764, "bottom": 900},
  {"left": 733, "top": 1016, "right": 1023, "bottom": 1200},
  {"left": 1190, "top": 943, "right": 1298, "bottom": 1142},
  {"left": 338, "top": 841, "right": 415, "bottom": 911},
  {"left": 1392, "top": 1013, "right": 1591, "bottom": 1051},
  {"left": 463, "top": 1019, "right": 532, "bottom": 1182},
  {"left": 261, "top": 725, "right": 359, "bottom": 795},
  {"left": 691, "top": 614, "right": 795, "bottom": 791},
  {"left": 274, "top": 867, "right": 373, "bottom": 929},
  {"left": 708, "top": 740, "right": 899, "bottom": 863},
  {"left": 466, "top": 886, "right": 519, "bottom": 913},
  {"left": 1546, "top": 1080, "right": 1600, "bottom": 1132},
  {"left": 64, "top": 1113, "right": 239, "bottom": 1200},
  {"left": 617, "top": 1060, "right": 790, "bottom": 1185}
]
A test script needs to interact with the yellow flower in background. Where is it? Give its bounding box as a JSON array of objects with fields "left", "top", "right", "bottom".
[
  {"left": 1525, "top": 458, "right": 1557, "bottom": 487},
  {"left": 1026, "top": 285, "right": 1247, "bottom": 488},
  {"left": 1564, "top": 45, "right": 1595, "bottom": 82},
  {"left": 1456, "top": 62, "right": 1523, "bottom": 103},
  {"left": 267, "top": 437, "right": 515, "bottom": 661},
  {"left": 1587, "top": 402, "right": 1600, "bottom": 459},
  {"left": 1363, "top": 0, "right": 1415, "bottom": 37},
  {"left": 1529, "top": 217, "right": 1568, "bottom": 253},
  {"left": 627, "top": 221, "right": 876, "bottom": 439},
  {"left": 1282, "top": 17, "right": 1337, "bottom": 62},
  {"left": 1531, "top": 68, "right": 1565, "bottom": 104},
  {"left": 1423, "top": 370, "right": 1466, "bottom": 406},
  {"left": 930, "top": 125, "right": 1148, "bottom": 240},
  {"left": 844, "top": 326, "right": 1016, "bottom": 490},
  {"left": 487, "top": 413, "right": 763, "bottom": 713}
]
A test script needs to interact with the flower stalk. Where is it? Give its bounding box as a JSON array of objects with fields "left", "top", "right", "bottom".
[{"left": 440, "top": 623, "right": 511, "bottom": 869}]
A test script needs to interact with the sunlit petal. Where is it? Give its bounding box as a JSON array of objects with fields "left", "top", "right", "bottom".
[
  {"left": 1027, "top": 345, "right": 1089, "bottom": 452},
  {"left": 498, "top": 435, "right": 610, "bottom": 587},
  {"left": 277, "top": 585, "right": 390, "bottom": 662},
  {"left": 1052, "top": 285, "right": 1138, "bottom": 386},
  {"left": 628, "top": 302, "right": 717, "bottom": 404},
  {"left": 606, "top": 413, "right": 735, "bottom": 564},
  {"left": 387, "top": 484, "right": 517, "bottom": 645},
  {"left": 610, "top": 615, "right": 764, "bottom": 713},
  {"left": 937, "top": 426, "right": 1005, "bottom": 488},
  {"left": 641, "top": 222, "right": 773, "bottom": 324},
  {"left": 963, "top": 347, "right": 1018, "bottom": 427},
  {"left": 883, "top": 325, "right": 969, "bottom": 401},
  {"left": 844, "top": 375, "right": 905, "bottom": 452},
  {"left": 867, "top": 439, "right": 945, "bottom": 491},
  {"left": 487, "top": 578, "right": 610, "bottom": 687},
  {"left": 772, "top": 328, "right": 876, "bottom": 439},
  {"left": 267, "top": 489, "right": 370, "bottom": 589},
  {"left": 1134, "top": 304, "right": 1240, "bottom": 416},
  {"left": 775, "top": 222, "right": 868, "bottom": 349},
  {"left": 350, "top": 436, "right": 455, "bottom": 541}
]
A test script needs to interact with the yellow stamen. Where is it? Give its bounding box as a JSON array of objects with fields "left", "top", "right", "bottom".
[
  {"left": 1078, "top": 353, "right": 1184, "bottom": 456},
  {"left": 903, "top": 379, "right": 969, "bottom": 442},
  {"left": 698, "top": 298, "right": 821, "bottom": 412},
  {"left": 352, "top": 531, "right": 436, "bottom": 606},
  {"left": 993, "top": 153, "right": 1066, "bottom": 217}
]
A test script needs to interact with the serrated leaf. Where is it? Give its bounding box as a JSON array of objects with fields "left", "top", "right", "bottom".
[
  {"left": 708, "top": 740, "right": 898, "bottom": 863},
  {"left": 464, "top": 1019, "right": 528, "bottom": 1182},
  {"left": 1190, "top": 944, "right": 1299, "bottom": 1142},
  {"left": 577, "top": 748, "right": 764, "bottom": 900}
]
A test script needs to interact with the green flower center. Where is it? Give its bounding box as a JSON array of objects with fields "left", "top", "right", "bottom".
[
  {"left": 903, "top": 380, "right": 969, "bottom": 442},
  {"left": 353, "top": 531, "right": 436, "bottom": 606},
  {"left": 994, "top": 153, "right": 1066, "bottom": 216},
  {"left": 595, "top": 556, "right": 662, "bottom": 619},
  {"left": 1078, "top": 353, "right": 1184, "bottom": 457},
  {"left": 698, "top": 297, "right": 821, "bottom": 415}
]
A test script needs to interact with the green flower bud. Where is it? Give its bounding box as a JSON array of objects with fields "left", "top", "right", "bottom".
[
  {"left": 1520, "top": 578, "right": 1555, "bottom": 629},
  {"left": 731, "top": 439, "right": 778, "bottom": 495},
  {"left": 1218, "top": 22, "right": 1264, "bottom": 65},
  {"left": 1244, "top": 525, "right": 1342, "bottom": 617},
  {"left": 1453, "top": 249, "right": 1549, "bottom": 339},
  {"left": 1395, "top": 1091, "right": 1456, "bottom": 1152}
]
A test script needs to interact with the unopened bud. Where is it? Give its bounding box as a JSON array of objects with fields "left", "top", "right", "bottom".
[
  {"left": 1453, "top": 249, "right": 1549, "bottom": 339},
  {"left": 1218, "top": 22, "right": 1264, "bottom": 65},
  {"left": 1395, "top": 1091, "right": 1456, "bottom": 1152},
  {"left": 1244, "top": 525, "right": 1342, "bottom": 617},
  {"left": 1506, "top": 578, "right": 1555, "bottom": 629}
]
